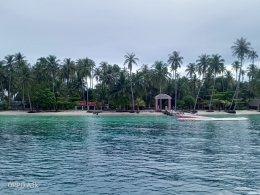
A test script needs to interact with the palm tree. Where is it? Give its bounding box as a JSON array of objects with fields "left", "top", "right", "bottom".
[
  {"left": 3, "top": 55, "right": 15, "bottom": 106},
  {"left": 76, "top": 58, "right": 91, "bottom": 103},
  {"left": 132, "top": 71, "right": 145, "bottom": 99},
  {"left": 185, "top": 63, "right": 197, "bottom": 96},
  {"left": 33, "top": 57, "right": 48, "bottom": 84},
  {"left": 168, "top": 51, "right": 183, "bottom": 110},
  {"left": 231, "top": 61, "right": 240, "bottom": 81},
  {"left": 15, "top": 52, "right": 26, "bottom": 69},
  {"left": 185, "top": 63, "right": 196, "bottom": 78},
  {"left": 151, "top": 61, "right": 169, "bottom": 110},
  {"left": 46, "top": 55, "right": 60, "bottom": 93},
  {"left": 225, "top": 70, "right": 233, "bottom": 90},
  {"left": 248, "top": 50, "right": 258, "bottom": 64},
  {"left": 194, "top": 54, "right": 210, "bottom": 110},
  {"left": 208, "top": 54, "right": 225, "bottom": 111},
  {"left": 18, "top": 64, "right": 31, "bottom": 110},
  {"left": 230, "top": 37, "right": 252, "bottom": 111},
  {"left": 110, "top": 71, "right": 131, "bottom": 111},
  {"left": 139, "top": 64, "right": 151, "bottom": 104},
  {"left": 0, "top": 61, "right": 6, "bottom": 101},
  {"left": 89, "top": 59, "right": 96, "bottom": 89},
  {"left": 135, "top": 98, "right": 146, "bottom": 113},
  {"left": 247, "top": 64, "right": 257, "bottom": 81},
  {"left": 60, "top": 58, "right": 75, "bottom": 95},
  {"left": 241, "top": 69, "right": 246, "bottom": 83},
  {"left": 124, "top": 52, "right": 139, "bottom": 112},
  {"left": 219, "top": 63, "right": 226, "bottom": 92}
]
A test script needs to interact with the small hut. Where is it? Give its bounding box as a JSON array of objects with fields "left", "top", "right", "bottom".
[{"left": 248, "top": 99, "right": 260, "bottom": 110}]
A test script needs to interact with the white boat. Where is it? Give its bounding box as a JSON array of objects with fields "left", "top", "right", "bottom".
[{"left": 178, "top": 117, "right": 249, "bottom": 122}]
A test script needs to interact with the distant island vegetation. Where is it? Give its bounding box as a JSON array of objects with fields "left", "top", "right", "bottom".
[{"left": 0, "top": 37, "right": 259, "bottom": 112}]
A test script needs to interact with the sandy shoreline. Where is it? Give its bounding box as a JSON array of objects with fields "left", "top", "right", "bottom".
[
  {"left": 0, "top": 110, "right": 260, "bottom": 116},
  {"left": 0, "top": 110, "right": 165, "bottom": 116}
]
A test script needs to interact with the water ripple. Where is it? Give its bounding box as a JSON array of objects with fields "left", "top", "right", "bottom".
[{"left": 0, "top": 115, "right": 260, "bottom": 194}]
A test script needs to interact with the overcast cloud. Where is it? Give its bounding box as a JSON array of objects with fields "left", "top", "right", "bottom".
[{"left": 1, "top": 0, "right": 260, "bottom": 76}]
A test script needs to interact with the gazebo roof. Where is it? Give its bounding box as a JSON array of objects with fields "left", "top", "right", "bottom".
[{"left": 155, "top": 94, "right": 172, "bottom": 99}]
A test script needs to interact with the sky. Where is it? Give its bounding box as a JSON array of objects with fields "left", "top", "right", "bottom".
[{"left": 1, "top": 0, "right": 260, "bottom": 77}]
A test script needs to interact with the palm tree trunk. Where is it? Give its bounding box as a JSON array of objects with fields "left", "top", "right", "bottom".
[
  {"left": 160, "top": 85, "right": 162, "bottom": 110},
  {"left": 175, "top": 70, "right": 177, "bottom": 110},
  {"left": 145, "top": 86, "right": 148, "bottom": 106},
  {"left": 82, "top": 80, "right": 85, "bottom": 101},
  {"left": 0, "top": 81, "right": 3, "bottom": 100},
  {"left": 234, "top": 65, "right": 242, "bottom": 110},
  {"left": 86, "top": 81, "right": 89, "bottom": 110},
  {"left": 27, "top": 89, "right": 32, "bottom": 111},
  {"left": 194, "top": 74, "right": 204, "bottom": 110},
  {"left": 8, "top": 74, "right": 11, "bottom": 107},
  {"left": 222, "top": 72, "right": 224, "bottom": 92},
  {"left": 209, "top": 72, "right": 216, "bottom": 111},
  {"left": 230, "top": 60, "right": 243, "bottom": 111},
  {"left": 23, "top": 83, "right": 25, "bottom": 110},
  {"left": 130, "top": 71, "right": 134, "bottom": 111}
]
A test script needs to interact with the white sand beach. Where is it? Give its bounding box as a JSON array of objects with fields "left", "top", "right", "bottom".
[
  {"left": 0, "top": 110, "right": 165, "bottom": 116},
  {"left": 0, "top": 110, "right": 259, "bottom": 116}
]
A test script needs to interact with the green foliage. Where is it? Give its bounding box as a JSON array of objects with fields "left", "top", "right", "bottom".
[
  {"left": 0, "top": 103, "right": 8, "bottom": 110},
  {"left": 56, "top": 100, "right": 78, "bottom": 110},
  {"left": 70, "top": 95, "right": 81, "bottom": 102},
  {"left": 110, "top": 96, "right": 129, "bottom": 110},
  {"left": 177, "top": 100, "right": 185, "bottom": 108},
  {"left": 33, "top": 88, "right": 55, "bottom": 110},
  {"left": 183, "top": 95, "right": 195, "bottom": 108}
]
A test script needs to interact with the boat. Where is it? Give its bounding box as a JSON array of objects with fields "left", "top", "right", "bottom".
[
  {"left": 177, "top": 117, "right": 249, "bottom": 122},
  {"left": 173, "top": 113, "right": 202, "bottom": 118}
]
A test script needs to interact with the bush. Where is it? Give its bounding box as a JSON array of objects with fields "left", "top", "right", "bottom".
[
  {"left": 183, "top": 95, "right": 195, "bottom": 109},
  {"left": 1, "top": 103, "right": 8, "bottom": 110}
]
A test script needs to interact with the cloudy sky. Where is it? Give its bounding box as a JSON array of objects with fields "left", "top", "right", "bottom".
[{"left": 1, "top": 0, "right": 260, "bottom": 76}]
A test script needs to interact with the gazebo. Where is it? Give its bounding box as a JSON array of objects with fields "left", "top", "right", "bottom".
[{"left": 154, "top": 94, "right": 172, "bottom": 111}]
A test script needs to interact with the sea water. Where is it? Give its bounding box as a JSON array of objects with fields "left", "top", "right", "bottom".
[{"left": 0, "top": 115, "right": 260, "bottom": 195}]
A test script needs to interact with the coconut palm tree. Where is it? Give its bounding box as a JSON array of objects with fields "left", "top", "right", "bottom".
[
  {"left": 132, "top": 71, "right": 145, "bottom": 99},
  {"left": 46, "top": 55, "right": 60, "bottom": 93},
  {"left": 15, "top": 52, "right": 26, "bottom": 69},
  {"left": 33, "top": 57, "right": 48, "bottom": 84},
  {"left": 61, "top": 58, "right": 75, "bottom": 85},
  {"left": 124, "top": 52, "right": 139, "bottom": 112},
  {"left": 241, "top": 69, "right": 246, "bottom": 83},
  {"left": 151, "top": 61, "right": 169, "bottom": 110},
  {"left": 208, "top": 54, "right": 225, "bottom": 111},
  {"left": 193, "top": 54, "right": 210, "bottom": 110},
  {"left": 0, "top": 61, "right": 6, "bottom": 101},
  {"left": 185, "top": 63, "right": 196, "bottom": 78},
  {"left": 248, "top": 50, "right": 258, "bottom": 64},
  {"left": 18, "top": 64, "right": 31, "bottom": 110},
  {"left": 139, "top": 64, "right": 151, "bottom": 104},
  {"left": 230, "top": 37, "right": 252, "bottom": 111},
  {"left": 135, "top": 97, "right": 146, "bottom": 113},
  {"left": 225, "top": 70, "right": 233, "bottom": 90},
  {"left": 185, "top": 63, "right": 197, "bottom": 96},
  {"left": 76, "top": 58, "right": 91, "bottom": 103},
  {"left": 110, "top": 71, "right": 131, "bottom": 111},
  {"left": 231, "top": 61, "right": 240, "bottom": 81},
  {"left": 219, "top": 63, "right": 226, "bottom": 92},
  {"left": 3, "top": 54, "right": 15, "bottom": 106},
  {"left": 168, "top": 51, "right": 183, "bottom": 110}
]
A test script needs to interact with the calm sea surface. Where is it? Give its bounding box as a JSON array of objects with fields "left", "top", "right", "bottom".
[{"left": 0, "top": 114, "right": 260, "bottom": 195}]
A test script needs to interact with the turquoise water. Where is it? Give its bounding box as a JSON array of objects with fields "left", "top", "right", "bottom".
[{"left": 0, "top": 115, "right": 260, "bottom": 195}]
